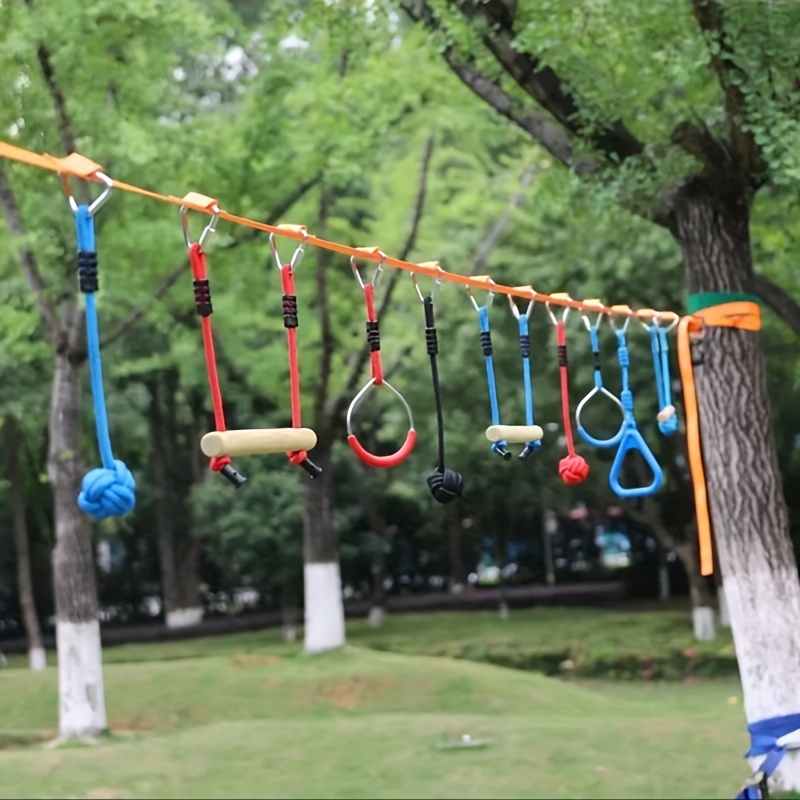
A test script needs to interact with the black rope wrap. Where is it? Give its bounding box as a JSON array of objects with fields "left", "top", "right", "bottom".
[
  {"left": 282, "top": 294, "right": 298, "bottom": 329},
  {"left": 366, "top": 320, "right": 380, "bottom": 351},
  {"left": 519, "top": 333, "right": 530, "bottom": 359},
  {"left": 593, "top": 351, "right": 601, "bottom": 371},
  {"left": 557, "top": 344, "right": 568, "bottom": 367},
  {"left": 480, "top": 330, "right": 493, "bottom": 357},
  {"left": 425, "top": 326, "right": 438, "bottom": 356},
  {"left": 422, "top": 297, "right": 463, "bottom": 504},
  {"left": 77, "top": 251, "right": 98, "bottom": 294},
  {"left": 193, "top": 279, "right": 213, "bottom": 317}
]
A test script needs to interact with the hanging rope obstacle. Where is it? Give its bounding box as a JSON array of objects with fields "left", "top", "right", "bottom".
[
  {"left": 266, "top": 230, "right": 321, "bottom": 479},
  {"left": 411, "top": 266, "right": 463, "bottom": 503},
  {"left": 640, "top": 311, "right": 679, "bottom": 435},
  {"left": 575, "top": 300, "right": 625, "bottom": 450},
  {"left": 606, "top": 306, "right": 663, "bottom": 499},
  {"left": 180, "top": 194, "right": 247, "bottom": 487},
  {"left": 468, "top": 278, "right": 543, "bottom": 459},
  {"left": 508, "top": 288, "right": 543, "bottom": 460},
  {"left": 60, "top": 159, "right": 136, "bottom": 520},
  {"left": 346, "top": 249, "right": 416, "bottom": 468},
  {"left": 546, "top": 294, "right": 589, "bottom": 485}
]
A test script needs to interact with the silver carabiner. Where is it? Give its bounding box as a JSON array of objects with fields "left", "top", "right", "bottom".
[
  {"left": 269, "top": 230, "right": 307, "bottom": 271},
  {"left": 62, "top": 170, "right": 114, "bottom": 217},
  {"left": 411, "top": 262, "right": 444, "bottom": 303},
  {"left": 351, "top": 252, "right": 385, "bottom": 289},
  {"left": 466, "top": 278, "right": 496, "bottom": 312},
  {"left": 181, "top": 203, "right": 220, "bottom": 249}
]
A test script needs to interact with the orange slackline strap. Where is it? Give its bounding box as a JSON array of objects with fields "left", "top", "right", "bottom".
[
  {"left": 677, "top": 301, "right": 762, "bottom": 577},
  {"left": 0, "top": 139, "right": 680, "bottom": 322}
]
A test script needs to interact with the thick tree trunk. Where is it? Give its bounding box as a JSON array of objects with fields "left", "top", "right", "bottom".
[
  {"left": 672, "top": 177, "right": 800, "bottom": 788},
  {"left": 674, "top": 542, "right": 715, "bottom": 641},
  {"left": 5, "top": 416, "right": 46, "bottom": 671},
  {"left": 446, "top": 505, "right": 466, "bottom": 592},
  {"left": 49, "top": 350, "right": 107, "bottom": 739},
  {"left": 147, "top": 373, "right": 204, "bottom": 629},
  {"left": 301, "top": 442, "right": 345, "bottom": 653}
]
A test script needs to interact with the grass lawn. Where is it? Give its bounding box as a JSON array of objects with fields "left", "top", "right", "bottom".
[{"left": 0, "top": 606, "right": 749, "bottom": 799}]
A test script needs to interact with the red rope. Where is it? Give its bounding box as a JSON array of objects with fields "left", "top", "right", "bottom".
[
  {"left": 189, "top": 242, "right": 230, "bottom": 473},
  {"left": 556, "top": 321, "right": 589, "bottom": 485},
  {"left": 364, "top": 284, "right": 384, "bottom": 384},
  {"left": 280, "top": 265, "right": 308, "bottom": 467}
]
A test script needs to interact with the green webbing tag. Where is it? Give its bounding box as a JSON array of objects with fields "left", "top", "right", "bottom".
[{"left": 686, "top": 292, "right": 761, "bottom": 314}]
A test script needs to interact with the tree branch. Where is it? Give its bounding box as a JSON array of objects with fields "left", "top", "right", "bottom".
[
  {"left": 750, "top": 272, "right": 800, "bottom": 338},
  {"left": 402, "top": 2, "right": 591, "bottom": 175},
  {"left": 690, "top": 0, "right": 760, "bottom": 178},
  {"left": 0, "top": 166, "right": 62, "bottom": 345},
  {"left": 313, "top": 185, "right": 335, "bottom": 426},
  {"left": 404, "top": 0, "right": 644, "bottom": 169},
  {"left": 454, "top": 0, "right": 645, "bottom": 163},
  {"left": 467, "top": 161, "right": 536, "bottom": 275},
  {"left": 99, "top": 172, "right": 323, "bottom": 350}
]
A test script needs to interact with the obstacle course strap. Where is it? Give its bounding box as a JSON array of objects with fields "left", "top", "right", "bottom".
[
  {"left": 607, "top": 327, "right": 663, "bottom": 499},
  {"left": 477, "top": 306, "right": 508, "bottom": 459},
  {"left": 74, "top": 204, "right": 136, "bottom": 519},
  {"left": 279, "top": 264, "right": 321, "bottom": 478},
  {"left": 517, "top": 314, "right": 540, "bottom": 459},
  {"left": 422, "top": 295, "right": 463, "bottom": 503},
  {"left": 188, "top": 242, "right": 245, "bottom": 487},
  {"left": 554, "top": 321, "right": 589, "bottom": 484}
]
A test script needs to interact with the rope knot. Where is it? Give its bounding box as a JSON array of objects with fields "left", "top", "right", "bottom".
[
  {"left": 621, "top": 390, "right": 634, "bottom": 412},
  {"left": 427, "top": 466, "right": 463, "bottom": 504},
  {"left": 558, "top": 454, "right": 590, "bottom": 485},
  {"left": 288, "top": 450, "right": 308, "bottom": 466},
  {"left": 210, "top": 455, "right": 231, "bottom": 472},
  {"left": 78, "top": 460, "right": 136, "bottom": 520},
  {"left": 658, "top": 406, "right": 678, "bottom": 436}
]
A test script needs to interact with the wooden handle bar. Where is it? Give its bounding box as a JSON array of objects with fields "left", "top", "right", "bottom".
[
  {"left": 200, "top": 428, "right": 317, "bottom": 458},
  {"left": 485, "top": 425, "right": 544, "bottom": 444}
]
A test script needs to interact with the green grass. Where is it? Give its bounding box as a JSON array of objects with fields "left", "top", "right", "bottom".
[{"left": 0, "top": 606, "right": 750, "bottom": 798}]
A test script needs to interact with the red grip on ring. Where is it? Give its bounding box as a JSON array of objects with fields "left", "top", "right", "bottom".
[{"left": 347, "top": 429, "right": 417, "bottom": 469}]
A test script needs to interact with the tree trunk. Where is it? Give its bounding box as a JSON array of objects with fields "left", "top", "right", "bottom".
[
  {"left": 672, "top": 177, "right": 800, "bottom": 787},
  {"left": 49, "top": 349, "right": 107, "bottom": 739},
  {"left": 147, "top": 372, "right": 204, "bottom": 629},
  {"left": 446, "top": 505, "right": 466, "bottom": 592},
  {"left": 5, "top": 416, "right": 46, "bottom": 671},
  {"left": 301, "top": 442, "right": 345, "bottom": 653},
  {"left": 674, "top": 542, "right": 715, "bottom": 641}
]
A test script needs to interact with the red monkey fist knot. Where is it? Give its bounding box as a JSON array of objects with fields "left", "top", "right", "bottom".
[{"left": 559, "top": 454, "right": 590, "bottom": 485}]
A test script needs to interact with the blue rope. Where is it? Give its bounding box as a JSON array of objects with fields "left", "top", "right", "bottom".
[
  {"left": 657, "top": 327, "right": 678, "bottom": 435},
  {"left": 517, "top": 314, "right": 540, "bottom": 458},
  {"left": 74, "top": 205, "right": 136, "bottom": 520},
  {"left": 607, "top": 326, "right": 664, "bottom": 499},
  {"left": 576, "top": 323, "right": 624, "bottom": 449},
  {"left": 736, "top": 714, "right": 800, "bottom": 799},
  {"left": 646, "top": 323, "right": 678, "bottom": 436},
  {"left": 477, "top": 306, "right": 508, "bottom": 458}
]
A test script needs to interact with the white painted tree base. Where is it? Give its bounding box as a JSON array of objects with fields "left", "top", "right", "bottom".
[
  {"left": 498, "top": 602, "right": 509, "bottom": 620},
  {"left": 29, "top": 646, "right": 46, "bottom": 671},
  {"left": 693, "top": 606, "right": 716, "bottom": 641},
  {"left": 719, "top": 583, "right": 731, "bottom": 628},
  {"left": 56, "top": 620, "right": 107, "bottom": 739},
  {"left": 368, "top": 606, "right": 386, "bottom": 628},
  {"left": 165, "top": 607, "right": 204, "bottom": 629},
  {"left": 749, "top": 749, "right": 800, "bottom": 794},
  {"left": 283, "top": 625, "right": 298, "bottom": 643},
  {"left": 304, "top": 562, "right": 346, "bottom": 654}
]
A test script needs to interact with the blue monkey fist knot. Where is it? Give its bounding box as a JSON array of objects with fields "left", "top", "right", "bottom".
[{"left": 78, "top": 459, "right": 136, "bottom": 520}]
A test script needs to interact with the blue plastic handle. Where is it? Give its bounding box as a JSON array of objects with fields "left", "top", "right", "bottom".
[
  {"left": 608, "top": 423, "right": 664, "bottom": 498},
  {"left": 577, "top": 423, "right": 624, "bottom": 449}
]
